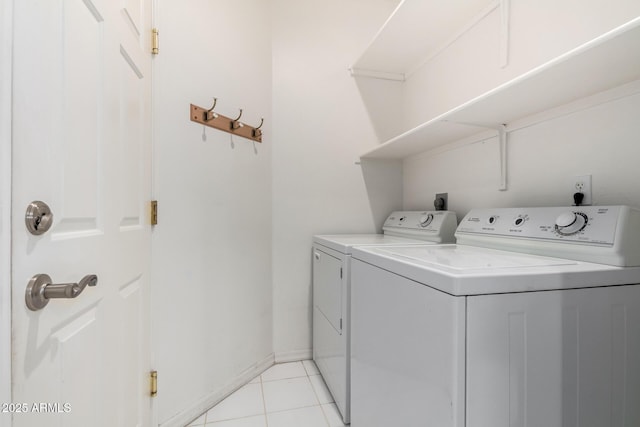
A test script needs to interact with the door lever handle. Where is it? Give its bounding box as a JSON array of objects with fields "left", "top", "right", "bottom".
[{"left": 26, "top": 274, "right": 98, "bottom": 311}]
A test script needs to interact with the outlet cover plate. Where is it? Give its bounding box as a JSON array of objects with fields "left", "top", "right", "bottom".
[{"left": 571, "top": 175, "right": 592, "bottom": 205}]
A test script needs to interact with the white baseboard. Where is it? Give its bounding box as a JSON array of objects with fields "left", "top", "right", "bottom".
[
  {"left": 159, "top": 353, "right": 275, "bottom": 427},
  {"left": 274, "top": 349, "right": 312, "bottom": 363}
]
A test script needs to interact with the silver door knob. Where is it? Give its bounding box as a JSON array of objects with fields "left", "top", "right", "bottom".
[{"left": 25, "top": 274, "right": 98, "bottom": 311}]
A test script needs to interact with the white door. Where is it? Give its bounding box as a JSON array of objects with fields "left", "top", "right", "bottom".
[{"left": 11, "top": 1, "right": 152, "bottom": 426}]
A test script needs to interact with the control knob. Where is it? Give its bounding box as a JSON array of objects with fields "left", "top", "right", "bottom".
[
  {"left": 419, "top": 214, "right": 434, "bottom": 228},
  {"left": 554, "top": 211, "right": 588, "bottom": 236}
]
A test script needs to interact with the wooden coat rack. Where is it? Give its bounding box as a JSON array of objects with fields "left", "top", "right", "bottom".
[{"left": 190, "top": 98, "right": 263, "bottom": 143}]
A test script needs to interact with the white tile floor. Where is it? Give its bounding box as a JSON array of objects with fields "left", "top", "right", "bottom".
[{"left": 186, "top": 360, "right": 347, "bottom": 427}]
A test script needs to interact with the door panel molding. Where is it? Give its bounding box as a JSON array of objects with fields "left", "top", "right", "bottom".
[
  {"left": 118, "top": 278, "right": 142, "bottom": 425},
  {"left": 58, "top": 0, "right": 104, "bottom": 234},
  {"left": 119, "top": 46, "right": 145, "bottom": 229}
]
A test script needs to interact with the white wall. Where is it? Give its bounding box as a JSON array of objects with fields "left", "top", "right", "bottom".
[
  {"left": 397, "top": 1, "right": 640, "bottom": 217},
  {"left": 152, "top": 1, "right": 272, "bottom": 425},
  {"left": 271, "top": 0, "right": 400, "bottom": 359},
  {"left": 0, "top": 0, "right": 12, "bottom": 424},
  {"left": 404, "top": 91, "right": 640, "bottom": 214}
]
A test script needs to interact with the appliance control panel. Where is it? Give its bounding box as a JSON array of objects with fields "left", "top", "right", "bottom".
[
  {"left": 383, "top": 211, "right": 458, "bottom": 242},
  {"left": 457, "top": 206, "right": 623, "bottom": 245},
  {"left": 456, "top": 206, "right": 640, "bottom": 266}
]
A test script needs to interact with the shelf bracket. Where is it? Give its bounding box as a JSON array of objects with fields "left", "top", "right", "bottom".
[
  {"left": 498, "top": 124, "right": 507, "bottom": 191},
  {"left": 499, "top": 0, "right": 510, "bottom": 68},
  {"left": 441, "top": 120, "right": 508, "bottom": 191}
]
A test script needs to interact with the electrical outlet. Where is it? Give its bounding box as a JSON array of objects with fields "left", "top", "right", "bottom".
[
  {"left": 571, "top": 175, "right": 592, "bottom": 205},
  {"left": 434, "top": 193, "right": 448, "bottom": 211}
]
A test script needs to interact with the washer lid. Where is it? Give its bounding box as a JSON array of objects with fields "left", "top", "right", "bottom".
[
  {"left": 351, "top": 244, "right": 640, "bottom": 296},
  {"left": 379, "top": 245, "right": 574, "bottom": 271}
]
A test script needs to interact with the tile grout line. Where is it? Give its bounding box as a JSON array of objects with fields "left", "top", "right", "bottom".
[
  {"left": 318, "top": 405, "right": 333, "bottom": 427},
  {"left": 265, "top": 361, "right": 331, "bottom": 425},
  {"left": 261, "top": 361, "right": 308, "bottom": 383},
  {"left": 203, "top": 401, "right": 208, "bottom": 426},
  {"left": 264, "top": 402, "right": 328, "bottom": 415},
  {"left": 305, "top": 361, "right": 332, "bottom": 427},
  {"left": 195, "top": 361, "right": 328, "bottom": 426},
  {"left": 259, "top": 373, "right": 269, "bottom": 427},
  {"left": 302, "top": 360, "right": 311, "bottom": 376}
]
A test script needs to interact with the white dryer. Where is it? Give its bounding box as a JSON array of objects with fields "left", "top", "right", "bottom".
[
  {"left": 350, "top": 206, "right": 640, "bottom": 427},
  {"left": 313, "top": 210, "right": 457, "bottom": 423}
]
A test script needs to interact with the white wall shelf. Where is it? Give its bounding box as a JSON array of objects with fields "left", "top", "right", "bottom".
[
  {"left": 350, "top": 0, "right": 498, "bottom": 80},
  {"left": 360, "top": 17, "right": 640, "bottom": 160}
]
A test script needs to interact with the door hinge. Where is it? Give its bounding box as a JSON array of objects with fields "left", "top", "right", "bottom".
[
  {"left": 150, "top": 370, "right": 158, "bottom": 397},
  {"left": 340, "top": 268, "right": 343, "bottom": 279},
  {"left": 151, "top": 28, "right": 159, "bottom": 55},
  {"left": 150, "top": 200, "right": 158, "bottom": 225},
  {"left": 340, "top": 318, "right": 343, "bottom": 330}
]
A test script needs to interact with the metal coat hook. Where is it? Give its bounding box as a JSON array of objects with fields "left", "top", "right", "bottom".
[
  {"left": 204, "top": 98, "right": 219, "bottom": 121},
  {"left": 231, "top": 109, "right": 244, "bottom": 130},
  {"left": 190, "top": 102, "right": 263, "bottom": 143},
  {"left": 252, "top": 118, "right": 264, "bottom": 138}
]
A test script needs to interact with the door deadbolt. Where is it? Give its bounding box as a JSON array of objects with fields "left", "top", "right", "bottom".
[{"left": 25, "top": 201, "right": 53, "bottom": 235}]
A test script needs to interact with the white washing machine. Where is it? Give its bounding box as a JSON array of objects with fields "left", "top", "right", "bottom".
[
  {"left": 350, "top": 206, "right": 640, "bottom": 427},
  {"left": 313, "top": 210, "right": 457, "bottom": 423}
]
